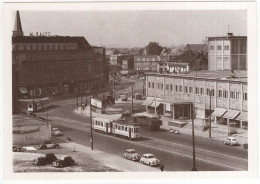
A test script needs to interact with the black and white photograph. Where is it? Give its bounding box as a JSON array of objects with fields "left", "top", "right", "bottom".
[{"left": 1, "top": 0, "right": 259, "bottom": 182}]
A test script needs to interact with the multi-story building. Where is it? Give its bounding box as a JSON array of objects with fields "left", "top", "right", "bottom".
[
  {"left": 12, "top": 11, "right": 106, "bottom": 112},
  {"left": 157, "top": 51, "right": 208, "bottom": 74},
  {"left": 145, "top": 70, "right": 247, "bottom": 129},
  {"left": 134, "top": 56, "right": 161, "bottom": 75},
  {"left": 207, "top": 33, "right": 247, "bottom": 70},
  {"left": 121, "top": 56, "right": 134, "bottom": 76}
]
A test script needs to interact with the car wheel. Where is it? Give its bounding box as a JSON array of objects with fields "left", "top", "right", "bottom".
[{"left": 149, "top": 163, "right": 151, "bottom": 166}]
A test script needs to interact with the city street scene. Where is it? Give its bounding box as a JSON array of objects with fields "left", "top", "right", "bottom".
[{"left": 11, "top": 9, "right": 248, "bottom": 172}]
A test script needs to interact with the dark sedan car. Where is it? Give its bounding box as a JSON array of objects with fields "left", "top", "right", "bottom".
[
  {"left": 33, "top": 153, "right": 57, "bottom": 166},
  {"left": 53, "top": 156, "right": 75, "bottom": 168}
]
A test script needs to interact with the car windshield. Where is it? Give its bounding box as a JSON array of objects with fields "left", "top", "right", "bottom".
[
  {"left": 147, "top": 155, "right": 155, "bottom": 158},
  {"left": 232, "top": 139, "right": 237, "bottom": 141},
  {"left": 130, "top": 151, "right": 136, "bottom": 154}
]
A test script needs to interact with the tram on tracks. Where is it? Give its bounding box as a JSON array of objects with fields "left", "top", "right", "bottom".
[{"left": 92, "top": 117, "right": 140, "bottom": 140}]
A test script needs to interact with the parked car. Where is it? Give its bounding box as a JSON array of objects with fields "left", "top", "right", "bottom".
[
  {"left": 243, "top": 143, "right": 248, "bottom": 149},
  {"left": 123, "top": 149, "right": 141, "bottom": 161},
  {"left": 51, "top": 130, "right": 64, "bottom": 136},
  {"left": 140, "top": 153, "right": 160, "bottom": 166},
  {"left": 32, "top": 153, "right": 57, "bottom": 166},
  {"left": 223, "top": 137, "right": 238, "bottom": 146},
  {"left": 170, "top": 129, "right": 180, "bottom": 134},
  {"left": 37, "top": 141, "right": 60, "bottom": 150},
  {"left": 53, "top": 156, "right": 75, "bottom": 168},
  {"left": 13, "top": 145, "right": 23, "bottom": 152}
]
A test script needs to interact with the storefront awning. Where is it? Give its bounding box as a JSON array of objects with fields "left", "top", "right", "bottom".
[
  {"left": 235, "top": 112, "right": 248, "bottom": 121},
  {"left": 149, "top": 101, "right": 161, "bottom": 108},
  {"left": 211, "top": 108, "right": 227, "bottom": 117},
  {"left": 19, "top": 87, "right": 28, "bottom": 94},
  {"left": 141, "top": 97, "right": 154, "bottom": 106},
  {"left": 222, "top": 110, "right": 240, "bottom": 119}
]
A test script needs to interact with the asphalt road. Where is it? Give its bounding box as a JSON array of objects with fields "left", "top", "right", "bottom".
[{"left": 38, "top": 81, "right": 247, "bottom": 171}]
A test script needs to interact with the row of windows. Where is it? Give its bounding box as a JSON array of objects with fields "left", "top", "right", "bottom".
[
  {"left": 136, "top": 62, "right": 157, "bottom": 66},
  {"left": 210, "top": 45, "right": 246, "bottom": 52},
  {"left": 136, "top": 67, "right": 156, "bottom": 71},
  {"left": 114, "top": 125, "right": 139, "bottom": 133},
  {"left": 217, "top": 57, "right": 229, "bottom": 63},
  {"left": 137, "top": 58, "right": 157, "bottom": 61},
  {"left": 13, "top": 44, "right": 77, "bottom": 51},
  {"left": 148, "top": 82, "right": 247, "bottom": 101}
]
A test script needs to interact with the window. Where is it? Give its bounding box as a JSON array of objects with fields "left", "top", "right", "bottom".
[
  {"left": 175, "top": 85, "right": 178, "bottom": 92},
  {"left": 41, "top": 45, "right": 44, "bottom": 50},
  {"left": 210, "top": 46, "right": 214, "bottom": 50},
  {"left": 179, "top": 86, "right": 182, "bottom": 92},
  {"left": 189, "top": 87, "right": 193, "bottom": 94},
  {"left": 165, "top": 84, "right": 169, "bottom": 91},
  {"left": 200, "top": 88, "right": 204, "bottom": 95},
  {"left": 125, "top": 127, "right": 127, "bottom": 131},
  {"left": 232, "top": 46, "right": 237, "bottom": 52},
  {"left": 47, "top": 45, "right": 50, "bottom": 50},
  {"left": 170, "top": 84, "right": 173, "bottom": 91},
  {"left": 223, "top": 91, "right": 228, "bottom": 98},
  {"left": 243, "top": 93, "right": 247, "bottom": 101},
  {"left": 52, "top": 45, "right": 55, "bottom": 50},
  {"left": 236, "top": 92, "right": 240, "bottom": 100},
  {"left": 35, "top": 45, "right": 39, "bottom": 50},
  {"left": 58, "top": 45, "right": 60, "bottom": 50},
  {"left": 217, "top": 57, "right": 222, "bottom": 63},
  {"left": 30, "top": 45, "right": 33, "bottom": 50},
  {"left": 218, "top": 90, "right": 223, "bottom": 98},
  {"left": 23, "top": 45, "right": 27, "bottom": 50},
  {"left": 224, "top": 46, "right": 229, "bottom": 50},
  {"left": 217, "top": 46, "right": 222, "bottom": 50},
  {"left": 184, "top": 86, "right": 188, "bottom": 93},
  {"left": 206, "top": 89, "right": 215, "bottom": 96},
  {"left": 152, "top": 82, "right": 154, "bottom": 88},
  {"left": 148, "top": 82, "right": 151, "bottom": 88},
  {"left": 195, "top": 87, "right": 200, "bottom": 95},
  {"left": 241, "top": 45, "right": 245, "bottom": 52},
  {"left": 224, "top": 57, "right": 229, "bottom": 63}
]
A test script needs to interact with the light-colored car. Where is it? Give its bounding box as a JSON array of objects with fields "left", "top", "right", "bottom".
[
  {"left": 123, "top": 149, "right": 141, "bottom": 161},
  {"left": 51, "top": 130, "right": 63, "bottom": 136},
  {"left": 223, "top": 137, "right": 238, "bottom": 146},
  {"left": 37, "top": 141, "right": 60, "bottom": 150},
  {"left": 140, "top": 153, "right": 160, "bottom": 166}
]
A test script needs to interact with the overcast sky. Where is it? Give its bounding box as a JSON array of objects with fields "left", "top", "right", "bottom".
[{"left": 16, "top": 10, "right": 247, "bottom": 48}]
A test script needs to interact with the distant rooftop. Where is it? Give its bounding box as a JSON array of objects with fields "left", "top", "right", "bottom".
[
  {"left": 146, "top": 70, "right": 247, "bottom": 83},
  {"left": 207, "top": 33, "right": 247, "bottom": 40}
]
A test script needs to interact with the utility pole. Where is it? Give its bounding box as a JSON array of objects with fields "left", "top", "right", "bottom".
[
  {"left": 90, "top": 97, "right": 93, "bottom": 150},
  {"left": 131, "top": 86, "right": 134, "bottom": 114},
  {"left": 209, "top": 89, "right": 212, "bottom": 138},
  {"left": 191, "top": 103, "right": 197, "bottom": 171},
  {"left": 113, "top": 74, "right": 116, "bottom": 98},
  {"left": 143, "top": 79, "right": 145, "bottom": 98}
]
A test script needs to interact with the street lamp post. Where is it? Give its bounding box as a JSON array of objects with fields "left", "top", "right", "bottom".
[
  {"left": 191, "top": 103, "right": 197, "bottom": 171},
  {"left": 209, "top": 89, "right": 212, "bottom": 138},
  {"left": 131, "top": 85, "right": 134, "bottom": 115},
  {"left": 90, "top": 97, "right": 94, "bottom": 150}
]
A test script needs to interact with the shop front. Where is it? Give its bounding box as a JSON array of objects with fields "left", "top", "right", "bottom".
[{"left": 211, "top": 108, "right": 227, "bottom": 125}]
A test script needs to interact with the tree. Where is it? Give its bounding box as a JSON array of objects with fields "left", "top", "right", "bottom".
[
  {"left": 145, "top": 42, "right": 163, "bottom": 56},
  {"left": 138, "top": 48, "right": 144, "bottom": 56},
  {"left": 113, "top": 49, "right": 119, "bottom": 55}
]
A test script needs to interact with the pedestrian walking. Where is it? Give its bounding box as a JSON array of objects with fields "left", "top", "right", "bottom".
[{"left": 160, "top": 164, "right": 164, "bottom": 172}]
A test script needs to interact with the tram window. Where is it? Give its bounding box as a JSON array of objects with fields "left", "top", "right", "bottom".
[
  {"left": 118, "top": 126, "right": 120, "bottom": 130},
  {"left": 101, "top": 122, "right": 103, "bottom": 126},
  {"left": 115, "top": 125, "right": 117, "bottom": 129},
  {"left": 125, "top": 127, "right": 127, "bottom": 131}
]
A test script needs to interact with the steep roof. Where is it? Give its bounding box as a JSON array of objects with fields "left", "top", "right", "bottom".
[
  {"left": 184, "top": 44, "right": 207, "bottom": 52},
  {"left": 12, "top": 36, "right": 92, "bottom": 50}
]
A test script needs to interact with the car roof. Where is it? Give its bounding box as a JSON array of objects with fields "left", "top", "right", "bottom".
[
  {"left": 143, "top": 153, "right": 154, "bottom": 156},
  {"left": 227, "top": 137, "right": 236, "bottom": 139},
  {"left": 126, "top": 149, "right": 136, "bottom": 152}
]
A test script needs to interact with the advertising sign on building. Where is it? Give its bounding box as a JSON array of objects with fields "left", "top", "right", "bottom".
[{"left": 91, "top": 98, "right": 103, "bottom": 109}]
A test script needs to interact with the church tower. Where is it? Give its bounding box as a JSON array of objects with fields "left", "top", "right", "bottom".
[{"left": 13, "top": 10, "right": 24, "bottom": 37}]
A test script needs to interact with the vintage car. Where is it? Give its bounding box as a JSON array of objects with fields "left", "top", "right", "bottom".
[
  {"left": 123, "top": 149, "right": 141, "bottom": 161},
  {"left": 32, "top": 153, "right": 57, "bottom": 166},
  {"left": 223, "top": 137, "right": 238, "bottom": 146},
  {"left": 140, "top": 153, "right": 160, "bottom": 166},
  {"left": 51, "top": 129, "right": 64, "bottom": 136},
  {"left": 37, "top": 141, "right": 60, "bottom": 150},
  {"left": 13, "top": 145, "right": 23, "bottom": 152},
  {"left": 53, "top": 156, "right": 75, "bottom": 168}
]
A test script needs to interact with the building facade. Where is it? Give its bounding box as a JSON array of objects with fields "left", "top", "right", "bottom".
[
  {"left": 12, "top": 11, "right": 106, "bottom": 111},
  {"left": 134, "top": 56, "right": 161, "bottom": 75},
  {"left": 145, "top": 71, "right": 248, "bottom": 128},
  {"left": 207, "top": 33, "right": 247, "bottom": 70}
]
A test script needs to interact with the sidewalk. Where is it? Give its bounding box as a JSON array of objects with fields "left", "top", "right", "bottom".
[{"left": 160, "top": 115, "right": 248, "bottom": 143}]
